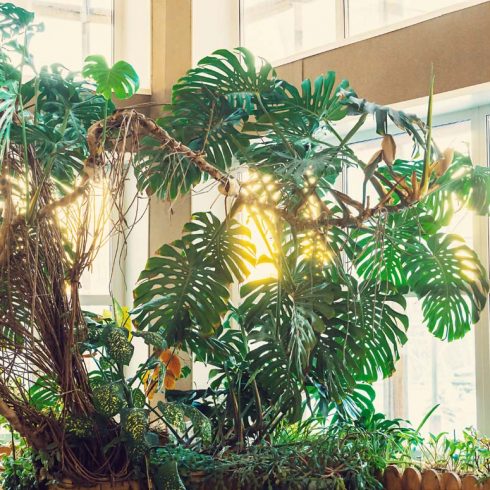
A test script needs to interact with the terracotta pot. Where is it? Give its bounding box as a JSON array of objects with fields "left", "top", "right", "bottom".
[{"left": 383, "top": 467, "right": 489, "bottom": 490}]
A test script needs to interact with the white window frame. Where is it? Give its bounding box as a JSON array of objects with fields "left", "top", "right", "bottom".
[
  {"left": 239, "top": 0, "right": 488, "bottom": 66},
  {"left": 19, "top": 0, "right": 152, "bottom": 93},
  {"left": 345, "top": 103, "right": 490, "bottom": 435}
]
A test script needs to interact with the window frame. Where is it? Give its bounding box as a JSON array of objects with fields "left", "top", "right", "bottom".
[{"left": 239, "top": 0, "right": 488, "bottom": 66}]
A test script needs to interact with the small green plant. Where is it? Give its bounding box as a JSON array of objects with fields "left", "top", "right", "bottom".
[
  {"left": 0, "top": 438, "right": 41, "bottom": 490},
  {"left": 413, "top": 428, "right": 490, "bottom": 480}
]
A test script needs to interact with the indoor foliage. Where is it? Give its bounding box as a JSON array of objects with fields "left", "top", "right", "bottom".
[{"left": 0, "top": 2, "right": 489, "bottom": 488}]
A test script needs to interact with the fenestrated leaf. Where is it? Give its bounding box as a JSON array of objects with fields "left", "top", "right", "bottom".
[
  {"left": 133, "top": 212, "right": 254, "bottom": 344},
  {"left": 405, "top": 233, "right": 489, "bottom": 340},
  {"left": 354, "top": 209, "right": 433, "bottom": 287},
  {"left": 172, "top": 47, "right": 276, "bottom": 107},
  {"left": 241, "top": 254, "right": 338, "bottom": 375},
  {"left": 133, "top": 241, "right": 230, "bottom": 339},
  {"left": 159, "top": 48, "right": 276, "bottom": 172},
  {"left": 271, "top": 72, "right": 353, "bottom": 133},
  {"left": 82, "top": 55, "right": 139, "bottom": 100},
  {"left": 159, "top": 94, "right": 252, "bottom": 172},
  {"left": 134, "top": 135, "right": 202, "bottom": 200},
  {"left": 315, "top": 279, "right": 408, "bottom": 401},
  {"left": 183, "top": 212, "right": 256, "bottom": 283},
  {"left": 246, "top": 323, "right": 303, "bottom": 423}
]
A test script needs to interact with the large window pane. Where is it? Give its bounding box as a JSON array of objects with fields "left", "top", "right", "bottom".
[
  {"left": 14, "top": 0, "right": 112, "bottom": 70},
  {"left": 403, "top": 299, "right": 476, "bottom": 434},
  {"left": 347, "top": 0, "right": 469, "bottom": 37},
  {"left": 348, "top": 119, "right": 477, "bottom": 432},
  {"left": 242, "top": 0, "right": 337, "bottom": 62}
]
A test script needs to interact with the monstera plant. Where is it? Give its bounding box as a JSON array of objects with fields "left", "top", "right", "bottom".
[{"left": 0, "top": 2, "right": 489, "bottom": 486}]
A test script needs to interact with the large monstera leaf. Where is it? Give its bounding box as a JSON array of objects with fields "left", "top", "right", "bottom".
[
  {"left": 270, "top": 72, "right": 353, "bottom": 139},
  {"left": 159, "top": 94, "right": 252, "bottom": 172},
  {"left": 172, "top": 48, "right": 276, "bottom": 106},
  {"left": 133, "top": 212, "right": 255, "bottom": 343},
  {"left": 82, "top": 55, "right": 139, "bottom": 100},
  {"left": 183, "top": 212, "right": 256, "bottom": 283},
  {"left": 246, "top": 322, "right": 303, "bottom": 423},
  {"left": 133, "top": 135, "right": 202, "bottom": 200},
  {"left": 315, "top": 279, "right": 408, "bottom": 401},
  {"left": 161, "top": 48, "right": 276, "bottom": 170},
  {"left": 353, "top": 209, "right": 438, "bottom": 287},
  {"left": 240, "top": 254, "right": 338, "bottom": 375},
  {"left": 135, "top": 49, "right": 277, "bottom": 199},
  {"left": 405, "top": 234, "right": 489, "bottom": 340}
]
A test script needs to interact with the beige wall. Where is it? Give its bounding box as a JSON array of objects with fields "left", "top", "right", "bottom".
[
  {"left": 276, "top": 2, "right": 490, "bottom": 105},
  {"left": 147, "top": 0, "right": 194, "bottom": 390}
]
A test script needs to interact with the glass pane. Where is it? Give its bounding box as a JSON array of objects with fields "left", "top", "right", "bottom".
[
  {"left": 32, "top": 16, "right": 84, "bottom": 69},
  {"left": 403, "top": 298, "right": 476, "bottom": 435},
  {"left": 89, "top": 20, "right": 112, "bottom": 64},
  {"left": 242, "top": 0, "right": 337, "bottom": 62},
  {"left": 348, "top": 119, "right": 477, "bottom": 430},
  {"left": 347, "top": 0, "right": 469, "bottom": 37},
  {"left": 13, "top": 0, "right": 113, "bottom": 71}
]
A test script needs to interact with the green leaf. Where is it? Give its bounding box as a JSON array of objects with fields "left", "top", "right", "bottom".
[
  {"left": 121, "top": 407, "right": 149, "bottom": 444},
  {"left": 406, "top": 233, "right": 489, "bottom": 340},
  {"left": 157, "top": 401, "right": 186, "bottom": 433},
  {"left": 354, "top": 210, "right": 424, "bottom": 287},
  {"left": 133, "top": 212, "right": 255, "bottom": 344},
  {"left": 132, "top": 389, "right": 146, "bottom": 409},
  {"left": 181, "top": 404, "right": 212, "bottom": 446},
  {"left": 183, "top": 212, "right": 256, "bottom": 283},
  {"left": 82, "top": 55, "right": 139, "bottom": 100},
  {"left": 65, "top": 414, "right": 93, "bottom": 439},
  {"left": 159, "top": 48, "right": 276, "bottom": 172},
  {"left": 106, "top": 327, "right": 134, "bottom": 366},
  {"left": 92, "top": 382, "right": 127, "bottom": 417},
  {"left": 246, "top": 324, "right": 303, "bottom": 423},
  {"left": 151, "top": 458, "right": 186, "bottom": 490},
  {"left": 272, "top": 72, "right": 353, "bottom": 132},
  {"left": 315, "top": 279, "right": 408, "bottom": 404},
  {"left": 133, "top": 134, "right": 202, "bottom": 200},
  {"left": 28, "top": 376, "right": 60, "bottom": 410}
]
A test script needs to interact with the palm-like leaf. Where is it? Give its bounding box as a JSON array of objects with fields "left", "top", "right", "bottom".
[
  {"left": 82, "top": 55, "right": 139, "bottom": 100},
  {"left": 133, "top": 135, "right": 202, "bottom": 200},
  {"left": 315, "top": 280, "right": 408, "bottom": 399},
  {"left": 353, "top": 210, "right": 428, "bottom": 287},
  {"left": 405, "top": 233, "right": 489, "bottom": 340},
  {"left": 183, "top": 212, "right": 256, "bottom": 283},
  {"left": 246, "top": 321, "right": 303, "bottom": 422},
  {"left": 161, "top": 48, "right": 276, "bottom": 171},
  {"left": 240, "top": 256, "right": 337, "bottom": 374},
  {"left": 133, "top": 212, "right": 255, "bottom": 342}
]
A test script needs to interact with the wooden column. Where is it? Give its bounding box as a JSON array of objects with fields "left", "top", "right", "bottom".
[{"left": 149, "top": 0, "right": 193, "bottom": 390}]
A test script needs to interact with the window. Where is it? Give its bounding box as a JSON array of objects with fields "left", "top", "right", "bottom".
[
  {"left": 346, "top": 0, "right": 470, "bottom": 36},
  {"left": 15, "top": 0, "right": 113, "bottom": 70},
  {"left": 240, "top": 0, "right": 480, "bottom": 62},
  {"left": 241, "top": 0, "right": 338, "bottom": 63},
  {"left": 13, "top": 0, "right": 151, "bottom": 91},
  {"left": 349, "top": 113, "right": 489, "bottom": 434}
]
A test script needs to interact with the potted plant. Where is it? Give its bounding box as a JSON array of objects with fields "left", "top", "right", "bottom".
[{"left": 0, "top": 2, "right": 489, "bottom": 488}]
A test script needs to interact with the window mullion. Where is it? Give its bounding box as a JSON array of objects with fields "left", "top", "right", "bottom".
[{"left": 336, "top": 0, "right": 347, "bottom": 40}]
